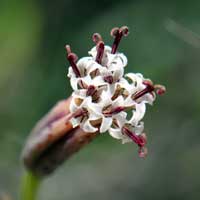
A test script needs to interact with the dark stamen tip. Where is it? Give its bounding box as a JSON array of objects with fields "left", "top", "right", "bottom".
[
  {"left": 138, "top": 146, "right": 148, "bottom": 158},
  {"left": 65, "top": 45, "right": 78, "bottom": 61},
  {"left": 65, "top": 44, "right": 71, "bottom": 54},
  {"left": 92, "top": 33, "right": 102, "bottom": 44},
  {"left": 111, "top": 25, "right": 128, "bottom": 54},
  {"left": 155, "top": 85, "right": 166, "bottom": 95},
  {"left": 110, "top": 27, "right": 120, "bottom": 37},
  {"left": 120, "top": 26, "right": 129, "bottom": 36}
]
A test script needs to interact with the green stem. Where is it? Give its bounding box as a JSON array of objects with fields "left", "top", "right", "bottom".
[{"left": 20, "top": 171, "right": 41, "bottom": 200}]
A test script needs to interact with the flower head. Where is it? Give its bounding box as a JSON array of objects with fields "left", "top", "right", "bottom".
[{"left": 66, "top": 26, "right": 166, "bottom": 157}]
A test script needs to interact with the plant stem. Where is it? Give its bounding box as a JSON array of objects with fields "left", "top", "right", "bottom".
[{"left": 20, "top": 171, "right": 41, "bottom": 200}]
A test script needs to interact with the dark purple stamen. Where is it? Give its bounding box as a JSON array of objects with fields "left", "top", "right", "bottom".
[
  {"left": 103, "top": 106, "right": 125, "bottom": 117},
  {"left": 73, "top": 108, "right": 88, "bottom": 118},
  {"left": 104, "top": 75, "right": 113, "bottom": 84},
  {"left": 92, "top": 33, "right": 105, "bottom": 64},
  {"left": 65, "top": 45, "right": 81, "bottom": 77},
  {"left": 122, "top": 127, "right": 147, "bottom": 157},
  {"left": 133, "top": 81, "right": 155, "bottom": 100},
  {"left": 122, "top": 127, "right": 146, "bottom": 147},
  {"left": 111, "top": 26, "right": 129, "bottom": 54},
  {"left": 86, "top": 85, "right": 96, "bottom": 96},
  {"left": 96, "top": 42, "right": 105, "bottom": 64}
]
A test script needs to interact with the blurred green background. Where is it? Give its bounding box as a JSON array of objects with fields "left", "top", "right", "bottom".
[{"left": 1, "top": 0, "right": 200, "bottom": 199}]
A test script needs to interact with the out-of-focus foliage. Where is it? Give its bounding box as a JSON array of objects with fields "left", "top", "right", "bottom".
[{"left": 0, "top": 0, "right": 200, "bottom": 199}]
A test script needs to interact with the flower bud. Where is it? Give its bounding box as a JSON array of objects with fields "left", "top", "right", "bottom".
[{"left": 21, "top": 98, "right": 98, "bottom": 177}]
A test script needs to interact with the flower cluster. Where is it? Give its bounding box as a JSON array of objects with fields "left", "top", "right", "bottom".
[{"left": 66, "top": 26, "right": 165, "bottom": 157}]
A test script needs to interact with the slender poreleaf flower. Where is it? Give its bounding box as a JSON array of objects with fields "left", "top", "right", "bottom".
[
  {"left": 67, "top": 26, "right": 166, "bottom": 158},
  {"left": 22, "top": 26, "right": 166, "bottom": 178}
]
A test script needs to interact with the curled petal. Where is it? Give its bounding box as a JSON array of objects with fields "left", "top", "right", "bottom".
[
  {"left": 81, "top": 120, "right": 98, "bottom": 133},
  {"left": 112, "top": 95, "right": 124, "bottom": 107},
  {"left": 73, "top": 89, "right": 86, "bottom": 99},
  {"left": 99, "top": 90, "right": 112, "bottom": 106},
  {"left": 70, "top": 77, "right": 79, "bottom": 91},
  {"left": 69, "top": 97, "right": 79, "bottom": 113},
  {"left": 109, "top": 128, "right": 123, "bottom": 139},
  {"left": 129, "top": 102, "right": 146, "bottom": 125},
  {"left": 92, "top": 76, "right": 106, "bottom": 87},
  {"left": 142, "top": 93, "right": 156, "bottom": 105},
  {"left": 114, "top": 111, "right": 127, "bottom": 127},
  {"left": 133, "top": 122, "right": 144, "bottom": 136},
  {"left": 109, "top": 128, "right": 132, "bottom": 144},
  {"left": 100, "top": 117, "right": 113, "bottom": 133},
  {"left": 70, "top": 117, "right": 79, "bottom": 128},
  {"left": 113, "top": 67, "right": 124, "bottom": 82}
]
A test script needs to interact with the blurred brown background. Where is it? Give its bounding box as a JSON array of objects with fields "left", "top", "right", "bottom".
[{"left": 0, "top": 0, "right": 200, "bottom": 199}]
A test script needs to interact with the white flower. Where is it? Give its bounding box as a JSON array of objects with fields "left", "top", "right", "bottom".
[
  {"left": 70, "top": 96, "right": 102, "bottom": 132},
  {"left": 109, "top": 121, "right": 144, "bottom": 144},
  {"left": 125, "top": 73, "right": 156, "bottom": 105},
  {"left": 68, "top": 45, "right": 155, "bottom": 136}
]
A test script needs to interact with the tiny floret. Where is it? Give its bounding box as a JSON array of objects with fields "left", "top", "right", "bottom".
[{"left": 66, "top": 26, "right": 166, "bottom": 157}]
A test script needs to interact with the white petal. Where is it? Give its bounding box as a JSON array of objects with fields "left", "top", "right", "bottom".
[
  {"left": 88, "top": 46, "right": 97, "bottom": 59},
  {"left": 125, "top": 73, "right": 143, "bottom": 87},
  {"left": 88, "top": 113, "right": 102, "bottom": 121},
  {"left": 114, "top": 111, "right": 127, "bottom": 127},
  {"left": 100, "top": 90, "right": 112, "bottom": 106},
  {"left": 113, "top": 96, "right": 124, "bottom": 107},
  {"left": 70, "top": 118, "right": 79, "bottom": 128},
  {"left": 121, "top": 137, "right": 132, "bottom": 144},
  {"left": 134, "top": 121, "right": 144, "bottom": 135},
  {"left": 113, "top": 67, "right": 124, "bottom": 81},
  {"left": 87, "top": 61, "right": 101, "bottom": 74},
  {"left": 142, "top": 93, "right": 156, "bottom": 105},
  {"left": 70, "top": 77, "right": 79, "bottom": 91},
  {"left": 98, "top": 67, "right": 109, "bottom": 76},
  {"left": 69, "top": 97, "right": 79, "bottom": 113},
  {"left": 100, "top": 117, "right": 113, "bottom": 133},
  {"left": 124, "top": 96, "right": 135, "bottom": 107},
  {"left": 107, "top": 84, "right": 116, "bottom": 96},
  {"left": 87, "top": 103, "right": 102, "bottom": 115},
  {"left": 73, "top": 89, "right": 86, "bottom": 98},
  {"left": 129, "top": 102, "right": 146, "bottom": 125},
  {"left": 109, "top": 128, "right": 123, "bottom": 139},
  {"left": 81, "top": 120, "right": 98, "bottom": 133},
  {"left": 109, "top": 127, "right": 132, "bottom": 143},
  {"left": 118, "top": 53, "right": 128, "bottom": 67},
  {"left": 67, "top": 67, "right": 75, "bottom": 78},
  {"left": 92, "top": 76, "right": 106, "bottom": 86},
  {"left": 79, "top": 75, "right": 92, "bottom": 86}
]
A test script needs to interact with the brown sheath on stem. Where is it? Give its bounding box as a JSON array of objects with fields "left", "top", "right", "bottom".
[{"left": 21, "top": 97, "right": 98, "bottom": 177}]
